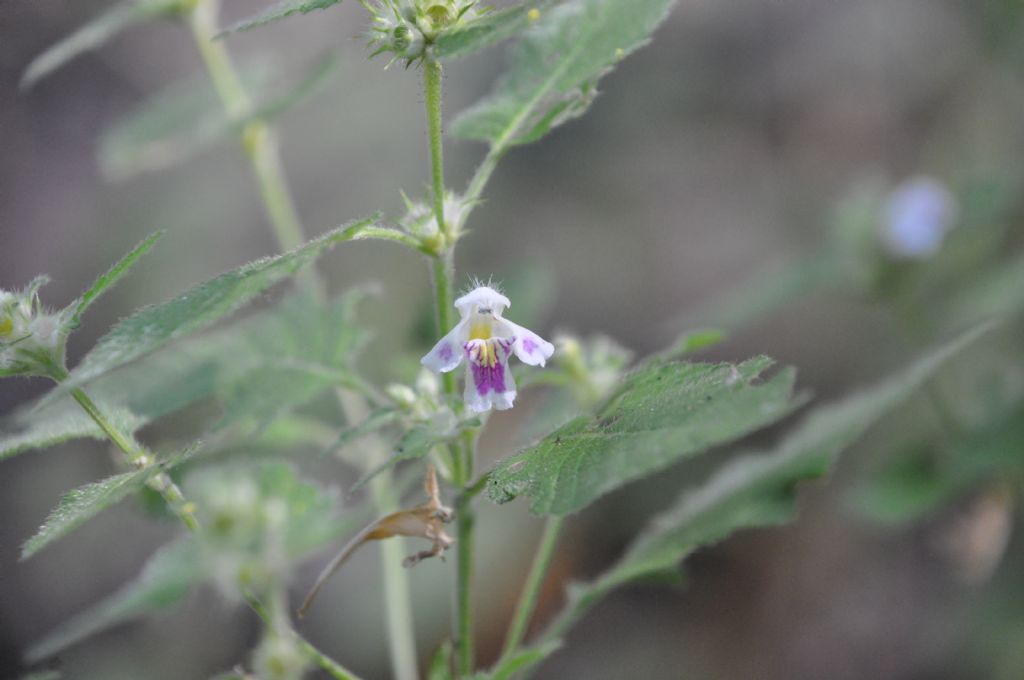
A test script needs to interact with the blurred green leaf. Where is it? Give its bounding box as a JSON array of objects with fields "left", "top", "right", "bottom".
[
  {"left": 323, "top": 408, "right": 401, "bottom": 457},
  {"left": 853, "top": 405, "right": 1024, "bottom": 525},
  {"left": 251, "top": 462, "right": 343, "bottom": 554},
  {"left": 59, "top": 221, "right": 374, "bottom": 392},
  {"left": 680, "top": 255, "right": 836, "bottom": 331},
  {"left": 452, "top": 0, "right": 676, "bottom": 146},
  {"left": 21, "top": 0, "right": 182, "bottom": 89},
  {"left": 0, "top": 289, "right": 367, "bottom": 461},
  {"left": 0, "top": 401, "right": 143, "bottom": 461},
  {"left": 433, "top": 3, "right": 545, "bottom": 61},
  {"left": 70, "top": 232, "right": 164, "bottom": 326},
  {"left": 661, "top": 328, "right": 726, "bottom": 360},
  {"left": 217, "top": 0, "right": 343, "bottom": 35},
  {"left": 21, "top": 444, "right": 200, "bottom": 560},
  {"left": 26, "top": 538, "right": 201, "bottom": 662},
  {"left": 28, "top": 463, "right": 350, "bottom": 661},
  {"left": 502, "top": 324, "right": 991, "bottom": 676},
  {"left": 942, "top": 255, "right": 1024, "bottom": 328},
  {"left": 352, "top": 414, "right": 480, "bottom": 491},
  {"left": 211, "top": 290, "right": 369, "bottom": 432},
  {"left": 487, "top": 356, "right": 804, "bottom": 516},
  {"left": 100, "top": 55, "right": 337, "bottom": 180}
]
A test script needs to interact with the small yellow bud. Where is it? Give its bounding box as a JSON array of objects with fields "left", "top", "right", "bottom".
[
  {"left": 528, "top": 8, "right": 540, "bottom": 21},
  {"left": 181, "top": 502, "right": 197, "bottom": 516},
  {"left": 0, "top": 316, "right": 12, "bottom": 337},
  {"left": 615, "top": 47, "right": 625, "bottom": 60}
]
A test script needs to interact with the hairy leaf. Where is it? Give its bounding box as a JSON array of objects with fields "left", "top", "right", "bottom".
[
  {"left": 488, "top": 357, "right": 803, "bottom": 516},
  {"left": 0, "top": 401, "right": 143, "bottom": 461},
  {"left": 26, "top": 539, "right": 201, "bottom": 662},
  {"left": 0, "top": 291, "right": 366, "bottom": 461},
  {"left": 433, "top": 3, "right": 546, "bottom": 61},
  {"left": 22, "top": 444, "right": 200, "bottom": 560},
  {"left": 60, "top": 221, "right": 373, "bottom": 391},
  {"left": 500, "top": 325, "right": 990, "bottom": 677},
  {"left": 71, "top": 232, "right": 164, "bottom": 326},
  {"left": 28, "top": 463, "right": 350, "bottom": 661},
  {"left": 218, "top": 0, "right": 343, "bottom": 35},
  {"left": 21, "top": 0, "right": 181, "bottom": 89},
  {"left": 452, "top": 0, "right": 676, "bottom": 146}
]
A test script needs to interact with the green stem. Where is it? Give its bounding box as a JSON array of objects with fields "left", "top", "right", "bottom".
[
  {"left": 244, "top": 590, "right": 365, "bottom": 680},
  {"left": 433, "top": 254, "right": 457, "bottom": 397},
  {"left": 51, "top": 369, "right": 198, "bottom": 531},
  {"left": 186, "top": 0, "right": 310, "bottom": 261},
  {"left": 423, "top": 54, "right": 477, "bottom": 677},
  {"left": 499, "top": 516, "right": 563, "bottom": 660},
  {"left": 424, "top": 59, "right": 450, "bottom": 242},
  {"left": 454, "top": 492, "right": 476, "bottom": 675}
]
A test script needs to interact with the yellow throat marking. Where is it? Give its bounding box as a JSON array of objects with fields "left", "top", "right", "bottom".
[
  {"left": 0, "top": 316, "right": 12, "bottom": 337},
  {"left": 468, "top": 320, "right": 492, "bottom": 341}
]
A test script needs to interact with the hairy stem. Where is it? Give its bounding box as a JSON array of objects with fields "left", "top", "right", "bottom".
[
  {"left": 499, "top": 516, "right": 563, "bottom": 660},
  {"left": 424, "top": 59, "right": 450, "bottom": 242},
  {"left": 424, "top": 54, "right": 477, "bottom": 676},
  {"left": 49, "top": 368, "right": 198, "bottom": 532},
  {"left": 186, "top": 0, "right": 310, "bottom": 263}
]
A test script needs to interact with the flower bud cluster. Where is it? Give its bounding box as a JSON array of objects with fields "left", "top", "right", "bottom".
[
  {"left": 0, "top": 276, "right": 70, "bottom": 378},
  {"left": 553, "top": 333, "right": 633, "bottom": 407},
  {"left": 253, "top": 633, "right": 309, "bottom": 680},
  {"left": 361, "top": 0, "right": 487, "bottom": 67},
  {"left": 189, "top": 470, "right": 292, "bottom": 600},
  {"left": 399, "top": 190, "right": 468, "bottom": 254}
]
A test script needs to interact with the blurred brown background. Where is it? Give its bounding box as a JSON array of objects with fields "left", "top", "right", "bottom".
[{"left": 2, "top": 1, "right": 1023, "bottom": 678}]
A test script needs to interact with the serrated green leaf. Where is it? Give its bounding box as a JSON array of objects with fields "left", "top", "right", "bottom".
[
  {"left": 433, "top": 3, "right": 545, "bottom": 61},
  {"left": 28, "top": 463, "right": 353, "bottom": 662},
  {"left": 26, "top": 538, "right": 201, "bottom": 663},
  {"left": 211, "top": 291, "right": 369, "bottom": 432},
  {"left": 100, "top": 55, "right": 336, "bottom": 180},
  {"left": 351, "top": 415, "right": 480, "bottom": 491},
  {"left": 21, "top": 444, "right": 200, "bottom": 560},
  {"left": 59, "top": 221, "right": 374, "bottom": 392},
  {"left": 70, "top": 232, "right": 163, "bottom": 326},
  {"left": 21, "top": 0, "right": 182, "bottom": 89},
  {"left": 487, "top": 356, "right": 803, "bottom": 516},
  {"left": 217, "top": 0, "right": 343, "bottom": 36},
  {"left": 0, "top": 290, "right": 366, "bottom": 461},
  {"left": 0, "top": 401, "right": 143, "bottom": 461},
  {"left": 501, "top": 325, "right": 991, "bottom": 678},
  {"left": 452, "top": 0, "right": 676, "bottom": 146}
]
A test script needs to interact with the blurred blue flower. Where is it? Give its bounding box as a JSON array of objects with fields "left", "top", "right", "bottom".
[{"left": 881, "top": 176, "right": 958, "bottom": 259}]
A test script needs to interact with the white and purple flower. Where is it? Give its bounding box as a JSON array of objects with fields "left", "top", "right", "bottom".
[{"left": 421, "top": 285, "right": 554, "bottom": 413}]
